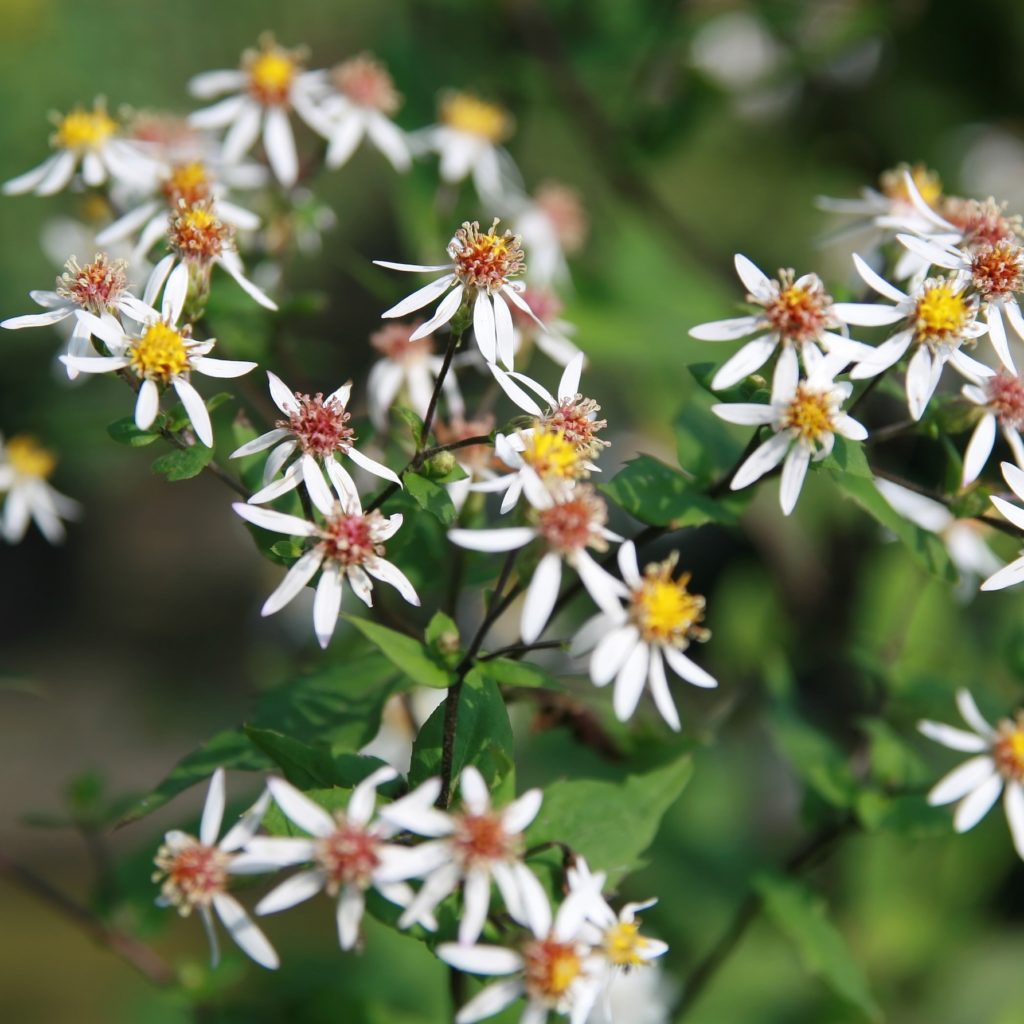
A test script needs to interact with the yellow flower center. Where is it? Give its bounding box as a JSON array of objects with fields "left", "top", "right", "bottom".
[
  {"left": 130, "top": 323, "right": 190, "bottom": 383},
  {"left": 630, "top": 556, "right": 709, "bottom": 648},
  {"left": 880, "top": 162, "right": 942, "bottom": 209},
  {"left": 163, "top": 161, "right": 211, "bottom": 206},
  {"left": 524, "top": 938, "right": 581, "bottom": 1001},
  {"left": 782, "top": 386, "right": 835, "bottom": 443},
  {"left": 995, "top": 716, "right": 1024, "bottom": 781},
  {"left": 440, "top": 92, "right": 511, "bottom": 142},
  {"left": 5, "top": 435, "right": 57, "bottom": 480},
  {"left": 521, "top": 427, "right": 583, "bottom": 481},
  {"left": 244, "top": 37, "right": 303, "bottom": 105},
  {"left": 604, "top": 921, "right": 651, "bottom": 968},
  {"left": 914, "top": 281, "right": 971, "bottom": 343},
  {"left": 54, "top": 106, "right": 117, "bottom": 151},
  {"left": 169, "top": 201, "right": 231, "bottom": 262}
]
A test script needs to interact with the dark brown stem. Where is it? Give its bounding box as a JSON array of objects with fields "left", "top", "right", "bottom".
[{"left": 420, "top": 326, "right": 464, "bottom": 448}]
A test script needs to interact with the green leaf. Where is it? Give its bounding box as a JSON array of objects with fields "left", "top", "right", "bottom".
[
  {"left": 394, "top": 404, "right": 425, "bottom": 442},
  {"left": 755, "top": 872, "right": 882, "bottom": 1022},
  {"left": 676, "top": 383, "right": 760, "bottom": 484},
  {"left": 425, "top": 611, "right": 462, "bottom": 667},
  {"left": 270, "top": 540, "right": 304, "bottom": 560},
  {"left": 601, "top": 454, "right": 741, "bottom": 527},
  {"left": 348, "top": 617, "right": 454, "bottom": 689},
  {"left": 769, "top": 707, "right": 857, "bottom": 809},
  {"left": 526, "top": 756, "right": 693, "bottom": 886},
  {"left": 243, "top": 727, "right": 339, "bottom": 789},
  {"left": 151, "top": 444, "right": 214, "bottom": 481},
  {"left": 854, "top": 789, "right": 950, "bottom": 837},
  {"left": 477, "top": 657, "right": 564, "bottom": 690},
  {"left": 107, "top": 417, "right": 160, "bottom": 447},
  {"left": 405, "top": 471, "right": 458, "bottom": 525},
  {"left": 163, "top": 393, "right": 232, "bottom": 432},
  {"left": 409, "top": 671, "right": 514, "bottom": 798}
]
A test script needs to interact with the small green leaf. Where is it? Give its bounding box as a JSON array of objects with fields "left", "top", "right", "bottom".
[
  {"left": 755, "top": 872, "right": 882, "bottom": 1022},
  {"left": 405, "top": 471, "right": 458, "bottom": 525},
  {"left": 425, "top": 611, "right": 462, "bottom": 666},
  {"left": 152, "top": 444, "right": 214, "bottom": 481},
  {"left": 244, "top": 727, "right": 338, "bottom": 789},
  {"left": 477, "top": 657, "right": 564, "bottom": 690},
  {"left": 394, "top": 404, "right": 425, "bottom": 442},
  {"left": 348, "top": 617, "right": 454, "bottom": 689},
  {"left": 270, "top": 540, "right": 304, "bottom": 560},
  {"left": 107, "top": 417, "right": 160, "bottom": 447},
  {"left": 770, "top": 707, "right": 857, "bottom": 809}
]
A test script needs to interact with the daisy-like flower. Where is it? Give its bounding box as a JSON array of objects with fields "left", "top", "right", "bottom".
[
  {"left": 918, "top": 688, "right": 1024, "bottom": 859},
  {"left": 510, "top": 182, "right": 589, "bottom": 287},
  {"left": 232, "top": 484, "right": 419, "bottom": 649},
  {"left": 366, "top": 321, "right": 464, "bottom": 431},
  {"left": 241, "top": 769, "right": 428, "bottom": 950},
  {"left": 309, "top": 53, "right": 411, "bottom": 171},
  {"left": 375, "top": 218, "right": 542, "bottom": 370},
  {"left": 1, "top": 253, "right": 156, "bottom": 378},
  {"left": 713, "top": 348, "right": 867, "bottom": 514},
  {"left": 231, "top": 371, "right": 401, "bottom": 505},
  {"left": 449, "top": 484, "right": 626, "bottom": 643},
  {"left": 570, "top": 542, "right": 716, "bottom": 730},
  {"left": 688, "top": 254, "right": 870, "bottom": 391},
  {"left": 378, "top": 766, "right": 544, "bottom": 946},
  {"left": 960, "top": 371, "right": 1024, "bottom": 486},
  {"left": 981, "top": 461, "right": 1024, "bottom": 591},
  {"left": 3, "top": 98, "right": 160, "bottom": 197},
  {"left": 61, "top": 260, "right": 257, "bottom": 447},
  {"left": 0, "top": 434, "right": 81, "bottom": 544},
  {"left": 188, "top": 33, "right": 326, "bottom": 188},
  {"left": 152, "top": 768, "right": 278, "bottom": 969},
  {"left": 835, "top": 255, "right": 992, "bottom": 421},
  {"left": 437, "top": 875, "right": 603, "bottom": 1024},
  {"left": 164, "top": 198, "right": 277, "bottom": 311}
]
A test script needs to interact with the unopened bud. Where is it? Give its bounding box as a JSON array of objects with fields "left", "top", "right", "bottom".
[{"left": 423, "top": 451, "right": 458, "bottom": 479}]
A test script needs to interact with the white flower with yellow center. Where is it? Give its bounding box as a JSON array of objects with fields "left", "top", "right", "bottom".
[
  {"left": 570, "top": 542, "right": 716, "bottom": 731},
  {"left": 0, "top": 434, "right": 81, "bottom": 544},
  {"left": 437, "top": 878, "right": 604, "bottom": 1024},
  {"left": 232, "top": 485, "right": 419, "bottom": 649},
  {"left": 238, "top": 770, "right": 430, "bottom": 950},
  {"left": 188, "top": 34, "right": 328, "bottom": 188},
  {"left": 152, "top": 768, "right": 278, "bottom": 970},
  {"left": 689, "top": 254, "right": 871, "bottom": 390},
  {"left": 377, "top": 766, "right": 544, "bottom": 946},
  {"left": 835, "top": 255, "right": 992, "bottom": 420},
  {"left": 712, "top": 348, "right": 867, "bottom": 515},
  {"left": 231, "top": 371, "right": 401, "bottom": 508},
  {"left": 919, "top": 689, "right": 1024, "bottom": 859},
  {"left": 375, "top": 218, "right": 542, "bottom": 369},
  {"left": 60, "top": 261, "right": 257, "bottom": 446},
  {"left": 3, "top": 99, "right": 160, "bottom": 197},
  {"left": 980, "top": 461, "right": 1024, "bottom": 591}
]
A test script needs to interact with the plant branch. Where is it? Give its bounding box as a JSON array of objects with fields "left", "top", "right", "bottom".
[{"left": 421, "top": 326, "right": 463, "bottom": 448}]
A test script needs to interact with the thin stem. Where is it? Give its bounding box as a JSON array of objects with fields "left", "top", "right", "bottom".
[
  {"left": 479, "top": 639, "right": 566, "bottom": 661},
  {"left": 420, "top": 326, "right": 464, "bottom": 449}
]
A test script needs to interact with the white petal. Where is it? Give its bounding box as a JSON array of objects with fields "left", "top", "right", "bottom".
[
  {"left": 189, "top": 70, "right": 248, "bottom": 99},
  {"left": 221, "top": 102, "right": 262, "bottom": 163},
  {"left": 411, "top": 284, "right": 465, "bottom": 339},
  {"left": 730, "top": 432, "right": 791, "bottom": 490},
  {"left": 689, "top": 315, "right": 759, "bottom": 342},
  {"left": 590, "top": 626, "right": 639, "bottom": 686},
  {"left": 981, "top": 556, "right": 1024, "bottom": 591},
  {"left": 987, "top": 304, "right": 1016, "bottom": 373},
  {"left": 954, "top": 772, "right": 1004, "bottom": 832},
  {"left": 173, "top": 378, "right": 213, "bottom": 447},
  {"left": 1, "top": 307, "right": 72, "bottom": 329},
  {"left": 459, "top": 766, "right": 491, "bottom": 815},
  {"left": 35, "top": 150, "right": 77, "bottom": 196},
  {"left": 991, "top": 495, "right": 1024, "bottom": 533},
  {"left": 1003, "top": 461, "right": 1024, "bottom": 502},
  {"left": 233, "top": 501, "right": 318, "bottom": 536},
  {"left": 963, "top": 414, "right": 997, "bottom": 487},
  {"left": 733, "top": 253, "right": 772, "bottom": 300},
  {"left": 212, "top": 893, "right": 279, "bottom": 969},
  {"left": 647, "top": 648, "right": 680, "bottom": 731},
  {"left": 927, "top": 755, "right": 997, "bottom": 806},
  {"left": 262, "top": 107, "right": 298, "bottom": 186},
  {"left": 200, "top": 768, "right": 226, "bottom": 846},
  {"left": 3, "top": 154, "right": 59, "bottom": 195},
  {"left": 1004, "top": 783, "right": 1024, "bottom": 860},
  {"left": 473, "top": 290, "right": 497, "bottom": 364},
  {"left": 191, "top": 355, "right": 257, "bottom": 378},
  {"left": 449, "top": 527, "right": 536, "bottom": 552},
  {"left": 231, "top": 428, "right": 292, "bottom": 459},
  {"left": 347, "top": 765, "right": 397, "bottom": 827},
  {"left": 957, "top": 689, "right": 995, "bottom": 737},
  {"left": 313, "top": 565, "right": 343, "bottom": 648},
  {"left": 217, "top": 250, "right": 278, "bottom": 310},
  {"left": 711, "top": 336, "right": 777, "bottom": 390},
  {"left": 711, "top": 402, "right": 775, "bottom": 426},
  {"left": 459, "top": 867, "right": 493, "bottom": 944},
  {"left": 382, "top": 274, "right": 456, "bottom": 319},
  {"left": 346, "top": 445, "right": 402, "bottom": 486},
  {"left": 268, "top": 776, "right": 335, "bottom": 836},
  {"left": 613, "top": 642, "right": 650, "bottom": 722},
  {"left": 162, "top": 262, "right": 189, "bottom": 323},
  {"left": 262, "top": 549, "right": 323, "bottom": 617},
  {"left": 917, "top": 720, "right": 989, "bottom": 753},
  {"left": 337, "top": 885, "right": 366, "bottom": 950},
  {"left": 325, "top": 113, "right": 365, "bottom": 167},
  {"left": 852, "top": 252, "right": 910, "bottom": 302},
  {"left": 135, "top": 379, "right": 160, "bottom": 431},
  {"left": 373, "top": 260, "right": 454, "bottom": 273},
  {"left": 617, "top": 540, "right": 641, "bottom": 587},
  {"left": 663, "top": 646, "right": 718, "bottom": 688},
  {"left": 831, "top": 302, "right": 904, "bottom": 327},
  {"left": 256, "top": 869, "right": 326, "bottom": 915},
  {"left": 772, "top": 344, "right": 800, "bottom": 401},
  {"left": 364, "top": 556, "right": 420, "bottom": 606},
  {"left": 501, "top": 789, "right": 543, "bottom": 835},
  {"left": 493, "top": 293, "right": 515, "bottom": 369},
  {"left": 521, "top": 551, "right": 562, "bottom": 643},
  {"left": 437, "top": 943, "right": 524, "bottom": 976},
  {"left": 453, "top": 980, "right": 524, "bottom": 1024},
  {"left": 779, "top": 445, "right": 811, "bottom": 516}
]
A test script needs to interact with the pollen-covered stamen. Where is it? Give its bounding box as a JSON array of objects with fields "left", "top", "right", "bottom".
[
  {"left": 53, "top": 103, "right": 117, "bottom": 152},
  {"left": 523, "top": 937, "right": 582, "bottom": 1003},
  {"left": 879, "top": 162, "right": 942, "bottom": 209},
  {"left": 56, "top": 253, "right": 128, "bottom": 314},
  {"left": 169, "top": 200, "right": 232, "bottom": 263},
  {"left": 333, "top": 53, "right": 401, "bottom": 113},
  {"left": 603, "top": 920, "right": 652, "bottom": 968},
  {"left": 5, "top": 435, "right": 57, "bottom": 480},
  {"left": 161, "top": 161, "right": 213, "bottom": 208},
  {"left": 152, "top": 835, "right": 230, "bottom": 915},
  {"left": 970, "top": 241, "right": 1024, "bottom": 300},
  {"left": 520, "top": 426, "right": 586, "bottom": 482},
  {"left": 448, "top": 219, "right": 525, "bottom": 292},
  {"left": 629, "top": 554, "right": 710, "bottom": 649},
  {"left": 942, "top": 197, "right": 1022, "bottom": 249},
  {"left": 985, "top": 372, "right": 1024, "bottom": 430},
  {"left": 913, "top": 278, "right": 976, "bottom": 347},
  {"left": 439, "top": 92, "right": 512, "bottom": 143},
  {"left": 544, "top": 396, "right": 608, "bottom": 461},
  {"left": 244, "top": 34, "right": 305, "bottom": 106},
  {"left": 314, "top": 819, "right": 382, "bottom": 893},
  {"left": 318, "top": 510, "right": 387, "bottom": 568},
  {"left": 993, "top": 714, "right": 1024, "bottom": 781},
  {"left": 129, "top": 322, "right": 191, "bottom": 383},
  {"left": 282, "top": 392, "right": 355, "bottom": 457},
  {"left": 782, "top": 385, "right": 836, "bottom": 444},
  {"left": 760, "top": 270, "right": 835, "bottom": 344},
  {"left": 534, "top": 486, "right": 608, "bottom": 555},
  {"left": 370, "top": 322, "right": 433, "bottom": 363},
  {"left": 451, "top": 811, "right": 518, "bottom": 866}
]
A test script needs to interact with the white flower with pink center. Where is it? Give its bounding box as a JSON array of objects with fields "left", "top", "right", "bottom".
[
  {"left": 509, "top": 181, "right": 589, "bottom": 287},
  {"left": 378, "top": 766, "right": 544, "bottom": 946},
  {"left": 232, "top": 485, "right": 419, "bottom": 649},
  {"left": 374, "top": 218, "right": 543, "bottom": 370},
  {"left": 961, "top": 371, "right": 1024, "bottom": 486},
  {"left": 239, "top": 769, "right": 430, "bottom": 950},
  {"left": 152, "top": 768, "right": 278, "bottom": 970},
  {"left": 233, "top": 371, "right": 401, "bottom": 507},
  {"left": 509, "top": 286, "right": 583, "bottom": 368}
]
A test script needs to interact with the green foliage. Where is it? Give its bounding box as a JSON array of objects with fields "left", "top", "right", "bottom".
[
  {"left": 151, "top": 444, "right": 214, "bottom": 481},
  {"left": 674, "top": 394, "right": 753, "bottom": 485},
  {"left": 769, "top": 705, "right": 858, "bottom": 809},
  {"left": 348, "top": 616, "right": 454, "bottom": 688},
  {"left": 404, "top": 470, "right": 458, "bottom": 525},
  {"left": 476, "top": 656, "right": 564, "bottom": 690},
  {"left": 107, "top": 417, "right": 160, "bottom": 447}
]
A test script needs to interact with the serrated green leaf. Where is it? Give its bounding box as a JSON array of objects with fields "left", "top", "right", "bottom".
[
  {"left": 526, "top": 756, "right": 692, "bottom": 886},
  {"left": 405, "top": 471, "right": 458, "bottom": 525},
  {"left": 107, "top": 417, "right": 161, "bottom": 447},
  {"left": 477, "top": 657, "right": 564, "bottom": 690},
  {"left": 755, "top": 872, "right": 882, "bottom": 1022},
  {"left": 348, "top": 616, "right": 453, "bottom": 688},
  {"left": 151, "top": 444, "right": 214, "bottom": 481}
]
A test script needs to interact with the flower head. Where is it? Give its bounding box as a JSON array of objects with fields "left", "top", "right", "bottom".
[{"left": 0, "top": 433, "right": 81, "bottom": 544}]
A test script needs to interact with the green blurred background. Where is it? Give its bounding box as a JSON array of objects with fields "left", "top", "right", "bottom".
[{"left": 5, "top": 1, "right": 1024, "bottom": 1021}]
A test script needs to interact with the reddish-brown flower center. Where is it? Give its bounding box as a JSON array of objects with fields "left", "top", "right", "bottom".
[
  {"left": 170, "top": 200, "right": 231, "bottom": 262},
  {"left": 535, "top": 486, "right": 607, "bottom": 555},
  {"left": 986, "top": 371, "right": 1024, "bottom": 430},
  {"left": 994, "top": 715, "right": 1024, "bottom": 781},
  {"left": 942, "top": 197, "right": 1022, "bottom": 250},
  {"left": 523, "top": 937, "right": 582, "bottom": 1002},
  {"left": 315, "top": 821, "right": 382, "bottom": 892},
  {"left": 970, "top": 241, "right": 1024, "bottom": 300},
  {"left": 449, "top": 219, "right": 525, "bottom": 291},
  {"left": 761, "top": 271, "right": 833, "bottom": 343},
  {"left": 56, "top": 253, "right": 127, "bottom": 314},
  {"left": 283, "top": 392, "right": 355, "bottom": 457},
  {"left": 452, "top": 812, "right": 516, "bottom": 865},
  {"left": 333, "top": 53, "right": 401, "bottom": 113},
  {"left": 544, "top": 397, "right": 608, "bottom": 460},
  {"left": 153, "top": 836, "right": 229, "bottom": 914},
  {"left": 370, "top": 322, "right": 434, "bottom": 363},
  {"left": 318, "top": 511, "right": 383, "bottom": 567}
]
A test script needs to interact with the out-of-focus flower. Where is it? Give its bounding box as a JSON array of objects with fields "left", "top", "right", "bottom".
[
  {"left": 434, "top": 414, "right": 498, "bottom": 512},
  {"left": 188, "top": 33, "right": 326, "bottom": 188},
  {"left": 960, "top": 372, "right": 1024, "bottom": 485},
  {"left": 585, "top": 962, "right": 675, "bottom": 1024},
  {"left": 3, "top": 99, "right": 160, "bottom": 197},
  {"left": 919, "top": 688, "right": 1024, "bottom": 859},
  {"left": 570, "top": 542, "right": 716, "bottom": 730},
  {"left": 232, "top": 371, "right": 400, "bottom": 506},
  {"left": 378, "top": 766, "right": 544, "bottom": 946},
  {"left": 152, "top": 768, "right": 278, "bottom": 969},
  {"left": 981, "top": 461, "right": 1024, "bottom": 591},
  {"left": 375, "top": 218, "right": 541, "bottom": 369},
  {"left": 0, "top": 434, "right": 81, "bottom": 544},
  {"left": 510, "top": 182, "right": 588, "bottom": 286},
  {"left": 509, "top": 287, "right": 583, "bottom": 368},
  {"left": 233, "top": 485, "right": 419, "bottom": 649},
  {"left": 713, "top": 347, "right": 866, "bottom": 515},
  {"left": 689, "top": 254, "right": 871, "bottom": 390}
]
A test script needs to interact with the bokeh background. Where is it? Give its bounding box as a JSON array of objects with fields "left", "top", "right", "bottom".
[{"left": 5, "top": 1, "right": 1024, "bottom": 1021}]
